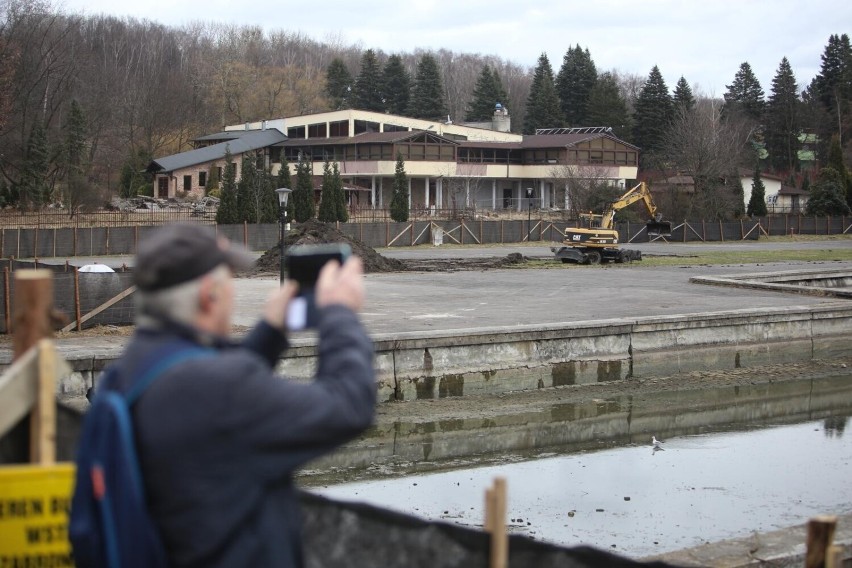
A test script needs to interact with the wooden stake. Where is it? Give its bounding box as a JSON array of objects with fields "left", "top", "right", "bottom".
[
  {"left": 31, "top": 340, "right": 57, "bottom": 464},
  {"left": 806, "top": 515, "right": 837, "bottom": 568},
  {"left": 484, "top": 477, "right": 508, "bottom": 568},
  {"left": 12, "top": 269, "right": 54, "bottom": 361}
]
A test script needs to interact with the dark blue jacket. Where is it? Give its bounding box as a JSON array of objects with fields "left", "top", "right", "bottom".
[{"left": 111, "top": 305, "right": 375, "bottom": 567}]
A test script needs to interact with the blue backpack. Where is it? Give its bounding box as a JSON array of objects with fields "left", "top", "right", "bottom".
[{"left": 69, "top": 343, "right": 212, "bottom": 568}]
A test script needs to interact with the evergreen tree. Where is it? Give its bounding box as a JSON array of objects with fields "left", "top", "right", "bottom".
[
  {"left": 326, "top": 58, "right": 353, "bottom": 110},
  {"left": 811, "top": 34, "right": 852, "bottom": 123},
  {"left": 206, "top": 164, "right": 220, "bottom": 196},
  {"left": 524, "top": 53, "right": 564, "bottom": 134},
  {"left": 258, "top": 168, "right": 278, "bottom": 223},
  {"left": 826, "top": 135, "right": 851, "bottom": 208},
  {"left": 318, "top": 160, "right": 336, "bottom": 222},
  {"left": 632, "top": 65, "right": 673, "bottom": 162},
  {"left": 408, "top": 54, "right": 447, "bottom": 120},
  {"left": 332, "top": 162, "right": 348, "bottom": 222},
  {"left": 274, "top": 155, "right": 293, "bottom": 222},
  {"left": 723, "top": 62, "right": 765, "bottom": 121},
  {"left": 673, "top": 76, "right": 695, "bottom": 111},
  {"left": 20, "top": 121, "right": 50, "bottom": 208},
  {"left": 764, "top": 57, "right": 801, "bottom": 174},
  {"left": 292, "top": 154, "right": 315, "bottom": 222},
  {"left": 352, "top": 49, "right": 385, "bottom": 112},
  {"left": 235, "top": 154, "right": 259, "bottom": 222},
  {"left": 118, "top": 148, "right": 153, "bottom": 198},
  {"left": 63, "top": 100, "right": 90, "bottom": 211},
  {"left": 466, "top": 66, "right": 506, "bottom": 122},
  {"left": 586, "top": 71, "right": 632, "bottom": 140},
  {"left": 216, "top": 148, "right": 239, "bottom": 224},
  {"left": 390, "top": 152, "right": 409, "bottom": 222},
  {"left": 746, "top": 164, "right": 768, "bottom": 216},
  {"left": 805, "top": 166, "right": 851, "bottom": 216},
  {"left": 555, "top": 45, "right": 598, "bottom": 126},
  {"left": 382, "top": 54, "right": 411, "bottom": 116}
]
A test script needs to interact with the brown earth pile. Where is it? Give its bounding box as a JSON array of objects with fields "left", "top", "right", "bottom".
[
  {"left": 253, "top": 219, "right": 405, "bottom": 274},
  {"left": 251, "top": 220, "right": 530, "bottom": 275}
]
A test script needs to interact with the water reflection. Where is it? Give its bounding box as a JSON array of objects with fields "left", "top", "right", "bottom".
[{"left": 302, "top": 375, "right": 852, "bottom": 485}]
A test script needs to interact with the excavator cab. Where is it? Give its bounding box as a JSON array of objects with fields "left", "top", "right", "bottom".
[{"left": 645, "top": 219, "right": 672, "bottom": 238}]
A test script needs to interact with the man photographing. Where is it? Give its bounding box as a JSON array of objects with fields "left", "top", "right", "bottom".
[{"left": 72, "top": 224, "right": 376, "bottom": 567}]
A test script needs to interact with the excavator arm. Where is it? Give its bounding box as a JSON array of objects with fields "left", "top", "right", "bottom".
[{"left": 599, "top": 182, "right": 670, "bottom": 236}]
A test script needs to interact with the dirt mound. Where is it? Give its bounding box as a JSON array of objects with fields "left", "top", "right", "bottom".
[{"left": 253, "top": 219, "right": 404, "bottom": 274}]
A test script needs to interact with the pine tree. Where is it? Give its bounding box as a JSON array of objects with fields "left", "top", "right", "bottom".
[
  {"left": 524, "top": 53, "right": 564, "bottom": 134},
  {"left": 826, "top": 135, "right": 851, "bottom": 208},
  {"left": 382, "top": 54, "right": 411, "bottom": 116},
  {"left": 408, "top": 54, "right": 447, "bottom": 120},
  {"left": 805, "top": 167, "right": 852, "bottom": 216},
  {"left": 586, "top": 71, "right": 632, "bottom": 140},
  {"left": 390, "top": 152, "right": 409, "bottom": 222},
  {"left": 259, "top": 168, "right": 278, "bottom": 223},
  {"left": 352, "top": 49, "right": 385, "bottom": 112},
  {"left": 216, "top": 148, "right": 239, "bottom": 224},
  {"left": 555, "top": 45, "right": 598, "bottom": 126},
  {"left": 632, "top": 65, "right": 673, "bottom": 162},
  {"left": 811, "top": 34, "right": 852, "bottom": 118},
  {"left": 326, "top": 58, "right": 353, "bottom": 110},
  {"left": 746, "top": 164, "right": 768, "bottom": 216},
  {"left": 673, "top": 76, "right": 695, "bottom": 111},
  {"left": 63, "top": 99, "right": 90, "bottom": 212},
  {"left": 764, "top": 57, "right": 801, "bottom": 174},
  {"left": 466, "top": 66, "right": 499, "bottom": 121},
  {"left": 292, "top": 154, "right": 315, "bottom": 222},
  {"left": 206, "top": 164, "right": 220, "bottom": 196},
  {"left": 20, "top": 121, "right": 50, "bottom": 208},
  {"left": 332, "top": 162, "right": 348, "bottom": 222},
  {"left": 119, "top": 148, "right": 152, "bottom": 198},
  {"left": 318, "top": 160, "right": 336, "bottom": 222},
  {"left": 235, "top": 154, "right": 261, "bottom": 222},
  {"left": 723, "top": 62, "right": 765, "bottom": 121}
]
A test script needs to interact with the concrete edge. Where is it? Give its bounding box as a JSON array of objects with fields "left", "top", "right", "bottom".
[{"left": 643, "top": 512, "right": 852, "bottom": 567}]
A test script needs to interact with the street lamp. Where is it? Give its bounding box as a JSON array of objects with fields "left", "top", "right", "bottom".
[
  {"left": 525, "top": 188, "right": 534, "bottom": 242},
  {"left": 275, "top": 187, "right": 292, "bottom": 284}
]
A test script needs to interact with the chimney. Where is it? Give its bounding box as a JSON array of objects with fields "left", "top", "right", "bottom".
[{"left": 492, "top": 103, "right": 510, "bottom": 133}]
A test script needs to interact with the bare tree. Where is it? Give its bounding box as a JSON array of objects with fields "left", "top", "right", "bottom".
[
  {"left": 658, "top": 98, "right": 754, "bottom": 219},
  {"left": 548, "top": 164, "right": 619, "bottom": 218}
]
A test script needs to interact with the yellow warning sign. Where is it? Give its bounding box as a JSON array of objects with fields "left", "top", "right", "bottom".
[{"left": 0, "top": 463, "right": 75, "bottom": 567}]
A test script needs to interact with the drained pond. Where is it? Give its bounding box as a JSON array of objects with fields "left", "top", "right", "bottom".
[{"left": 307, "top": 374, "right": 852, "bottom": 558}]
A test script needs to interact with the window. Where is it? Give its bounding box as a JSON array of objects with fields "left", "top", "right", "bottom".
[
  {"left": 329, "top": 120, "right": 349, "bottom": 137},
  {"left": 354, "top": 120, "right": 380, "bottom": 134},
  {"left": 383, "top": 123, "right": 409, "bottom": 132},
  {"left": 307, "top": 123, "right": 327, "bottom": 138},
  {"left": 183, "top": 175, "right": 192, "bottom": 191},
  {"left": 198, "top": 171, "right": 207, "bottom": 187},
  {"left": 287, "top": 126, "right": 306, "bottom": 139}
]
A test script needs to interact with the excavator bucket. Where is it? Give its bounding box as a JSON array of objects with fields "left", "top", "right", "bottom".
[{"left": 646, "top": 220, "right": 672, "bottom": 238}]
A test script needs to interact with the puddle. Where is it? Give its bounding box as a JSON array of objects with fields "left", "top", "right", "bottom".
[{"left": 314, "top": 417, "right": 852, "bottom": 558}]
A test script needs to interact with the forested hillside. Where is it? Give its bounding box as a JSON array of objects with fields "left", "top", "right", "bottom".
[{"left": 0, "top": 0, "right": 849, "bottom": 220}]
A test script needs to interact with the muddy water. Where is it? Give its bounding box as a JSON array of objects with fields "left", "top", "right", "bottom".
[{"left": 312, "top": 377, "right": 852, "bottom": 558}]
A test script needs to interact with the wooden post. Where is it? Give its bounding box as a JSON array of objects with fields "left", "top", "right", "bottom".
[
  {"left": 484, "top": 477, "right": 508, "bottom": 568},
  {"left": 243, "top": 221, "right": 248, "bottom": 247},
  {"left": 806, "top": 515, "right": 837, "bottom": 568},
  {"left": 500, "top": 219, "right": 504, "bottom": 244},
  {"left": 3, "top": 266, "right": 10, "bottom": 333},
  {"left": 74, "top": 268, "right": 82, "bottom": 332},
  {"left": 13, "top": 270, "right": 54, "bottom": 361},
  {"left": 11, "top": 270, "right": 56, "bottom": 464}
]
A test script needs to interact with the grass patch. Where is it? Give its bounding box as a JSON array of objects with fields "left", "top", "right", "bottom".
[{"left": 523, "top": 247, "right": 852, "bottom": 268}]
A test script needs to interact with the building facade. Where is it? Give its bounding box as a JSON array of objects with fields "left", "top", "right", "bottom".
[{"left": 149, "top": 109, "right": 640, "bottom": 213}]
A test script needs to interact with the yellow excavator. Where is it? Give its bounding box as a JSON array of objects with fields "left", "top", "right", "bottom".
[{"left": 552, "top": 182, "right": 672, "bottom": 264}]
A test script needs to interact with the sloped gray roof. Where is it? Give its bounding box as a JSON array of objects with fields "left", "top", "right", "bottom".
[{"left": 148, "top": 129, "right": 287, "bottom": 173}]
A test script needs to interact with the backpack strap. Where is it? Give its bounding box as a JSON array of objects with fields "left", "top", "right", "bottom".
[{"left": 123, "top": 342, "right": 215, "bottom": 405}]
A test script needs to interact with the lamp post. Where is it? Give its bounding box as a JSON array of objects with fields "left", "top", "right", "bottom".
[
  {"left": 525, "top": 188, "right": 534, "bottom": 242},
  {"left": 275, "top": 187, "right": 292, "bottom": 284}
]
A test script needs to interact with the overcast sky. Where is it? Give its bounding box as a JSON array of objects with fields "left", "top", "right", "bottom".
[{"left": 58, "top": 0, "right": 850, "bottom": 97}]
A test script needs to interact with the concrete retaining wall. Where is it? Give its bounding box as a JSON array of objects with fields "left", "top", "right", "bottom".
[{"left": 44, "top": 302, "right": 852, "bottom": 401}]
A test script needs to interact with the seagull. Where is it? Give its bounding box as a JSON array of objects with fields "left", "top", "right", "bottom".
[{"left": 652, "top": 436, "right": 665, "bottom": 449}]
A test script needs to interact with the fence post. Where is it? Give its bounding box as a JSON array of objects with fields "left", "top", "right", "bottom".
[
  {"left": 500, "top": 220, "right": 504, "bottom": 244},
  {"left": 719, "top": 220, "right": 724, "bottom": 242},
  {"left": 243, "top": 221, "right": 248, "bottom": 248},
  {"left": 13, "top": 270, "right": 53, "bottom": 361},
  {"left": 3, "top": 267, "right": 9, "bottom": 333},
  {"left": 106, "top": 226, "right": 110, "bottom": 255},
  {"left": 385, "top": 220, "right": 389, "bottom": 247},
  {"left": 74, "top": 268, "right": 82, "bottom": 332},
  {"left": 461, "top": 219, "right": 465, "bottom": 245}
]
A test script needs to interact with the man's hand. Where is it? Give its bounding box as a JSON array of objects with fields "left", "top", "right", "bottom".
[
  {"left": 315, "top": 256, "right": 364, "bottom": 313},
  {"left": 262, "top": 280, "right": 298, "bottom": 332}
]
